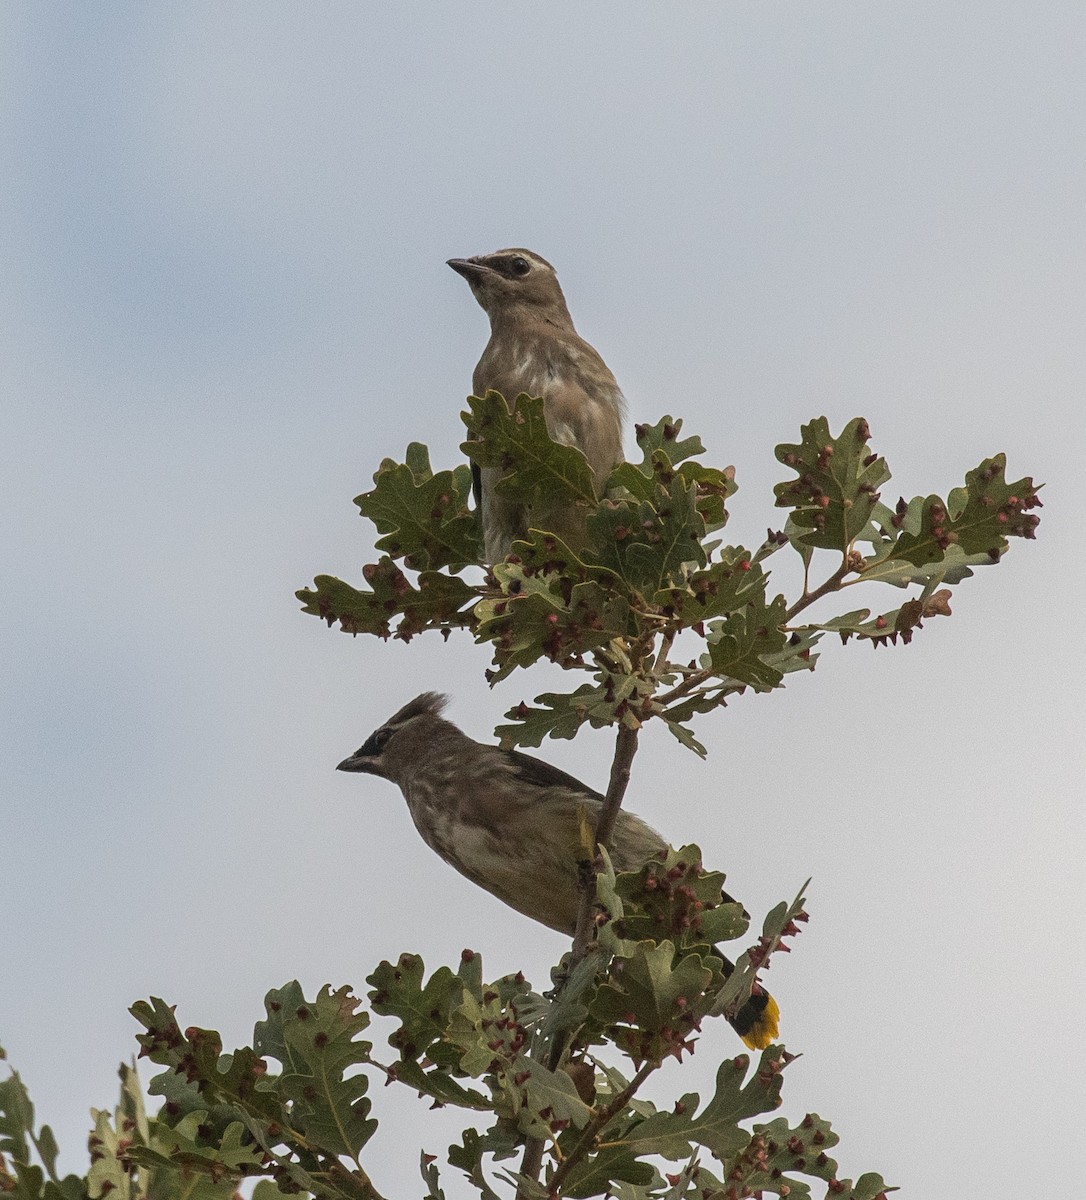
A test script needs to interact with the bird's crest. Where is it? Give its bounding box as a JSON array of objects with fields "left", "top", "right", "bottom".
[{"left": 389, "top": 691, "right": 449, "bottom": 726}]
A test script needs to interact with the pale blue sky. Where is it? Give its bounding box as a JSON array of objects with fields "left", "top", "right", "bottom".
[{"left": 2, "top": 4, "right": 1083, "bottom": 1196}]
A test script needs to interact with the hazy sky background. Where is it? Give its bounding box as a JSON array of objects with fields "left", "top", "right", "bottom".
[{"left": 2, "top": 5, "right": 1083, "bottom": 1196}]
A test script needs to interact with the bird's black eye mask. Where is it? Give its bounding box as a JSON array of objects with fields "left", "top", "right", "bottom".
[{"left": 357, "top": 726, "right": 393, "bottom": 757}]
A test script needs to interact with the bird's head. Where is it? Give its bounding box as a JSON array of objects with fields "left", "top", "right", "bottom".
[
  {"left": 447, "top": 248, "right": 572, "bottom": 324},
  {"left": 336, "top": 692, "right": 453, "bottom": 784}
]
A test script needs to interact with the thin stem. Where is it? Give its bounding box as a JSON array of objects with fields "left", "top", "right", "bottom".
[
  {"left": 516, "top": 1138, "right": 546, "bottom": 1200},
  {"left": 652, "top": 629, "right": 676, "bottom": 676},
  {"left": 546, "top": 1061, "right": 656, "bottom": 1193},
  {"left": 784, "top": 560, "right": 850, "bottom": 622},
  {"left": 656, "top": 667, "right": 713, "bottom": 707},
  {"left": 589, "top": 724, "right": 640, "bottom": 882}
]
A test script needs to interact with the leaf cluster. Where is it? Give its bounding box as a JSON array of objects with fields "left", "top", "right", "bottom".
[
  {"left": 299, "top": 397, "right": 1040, "bottom": 752},
  {"left": 0, "top": 851, "right": 887, "bottom": 1200},
  {"left": 3, "top": 399, "right": 1036, "bottom": 1200}
]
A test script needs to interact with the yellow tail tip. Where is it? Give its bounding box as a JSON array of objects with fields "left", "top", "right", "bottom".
[{"left": 737, "top": 990, "right": 780, "bottom": 1051}]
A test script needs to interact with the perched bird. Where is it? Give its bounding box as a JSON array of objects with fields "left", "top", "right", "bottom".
[
  {"left": 337, "top": 692, "right": 779, "bottom": 1049},
  {"left": 447, "top": 248, "right": 626, "bottom": 561}
]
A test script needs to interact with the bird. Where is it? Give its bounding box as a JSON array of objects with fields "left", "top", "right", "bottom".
[
  {"left": 336, "top": 692, "right": 779, "bottom": 1049},
  {"left": 447, "top": 248, "right": 626, "bottom": 562}
]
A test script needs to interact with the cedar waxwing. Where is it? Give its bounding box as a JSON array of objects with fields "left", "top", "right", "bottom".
[
  {"left": 337, "top": 692, "right": 779, "bottom": 1049},
  {"left": 448, "top": 249, "right": 626, "bottom": 562}
]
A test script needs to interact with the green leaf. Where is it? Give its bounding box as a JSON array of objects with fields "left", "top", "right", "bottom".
[
  {"left": 854, "top": 546, "right": 988, "bottom": 588},
  {"left": 883, "top": 454, "right": 1041, "bottom": 567},
  {"left": 0, "top": 1067, "right": 34, "bottom": 1162},
  {"left": 535, "top": 955, "right": 602, "bottom": 1053},
  {"left": 260, "top": 985, "right": 377, "bottom": 1159},
  {"left": 775, "top": 417, "right": 890, "bottom": 552},
  {"left": 461, "top": 392, "right": 599, "bottom": 508},
  {"left": 629, "top": 417, "right": 707, "bottom": 468},
  {"left": 585, "top": 474, "right": 705, "bottom": 596},
  {"left": 367, "top": 955, "right": 464, "bottom": 1064},
  {"left": 251, "top": 1183, "right": 298, "bottom": 1200},
  {"left": 494, "top": 684, "right": 612, "bottom": 747},
  {"left": 659, "top": 715, "right": 710, "bottom": 758},
  {"left": 796, "top": 590, "right": 953, "bottom": 647},
  {"left": 448, "top": 1127, "right": 518, "bottom": 1199},
  {"left": 0, "top": 1060, "right": 87, "bottom": 1200},
  {"left": 605, "top": 847, "right": 748, "bottom": 953},
  {"left": 590, "top": 942, "right": 715, "bottom": 1064},
  {"left": 517, "top": 1058, "right": 593, "bottom": 1134},
  {"left": 654, "top": 547, "right": 768, "bottom": 626},
  {"left": 446, "top": 988, "right": 591, "bottom": 1140},
  {"left": 298, "top": 564, "right": 477, "bottom": 640},
  {"left": 366, "top": 956, "right": 489, "bottom": 1108},
  {"left": 419, "top": 1149, "right": 446, "bottom": 1200},
  {"left": 131, "top": 999, "right": 284, "bottom": 1126},
  {"left": 613, "top": 415, "right": 736, "bottom": 537},
  {"left": 718, "top": 1110, "right": 892, "bottom": 1199},
  {"left": 703, "top": 594, "right": 788, "bottom": 689},
  {"left": 557, "top": 1145, "right": 656, "bottom": 1199},
  {"left": 617, "top": 1050, "right": 786, "bottom": 1160},
  {"left": 355, "top": 445, "right": 479, "bottom": 572},
  {"left": 710, "top": 885, "right": 808, "bottom": 1025},
  {"left": 126, "top": 1113, "right": 260, "bottom": 1200}
]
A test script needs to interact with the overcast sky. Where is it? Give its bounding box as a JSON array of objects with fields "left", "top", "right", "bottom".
[{"left": 2, "top": 4, "right": 1083, "bottom": 1197}]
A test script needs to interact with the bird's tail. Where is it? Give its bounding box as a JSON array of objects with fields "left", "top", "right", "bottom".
[{"left": 729, "top": 984, "right": 780, "bottom": 1051}]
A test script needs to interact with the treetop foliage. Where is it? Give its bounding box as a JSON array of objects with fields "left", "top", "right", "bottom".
[
  {"left": 3, "top": 393, "right": 1039, "bottom": 1200},
  {"left": 299, "top": 393, "right": 1039, "bottom": 754}
]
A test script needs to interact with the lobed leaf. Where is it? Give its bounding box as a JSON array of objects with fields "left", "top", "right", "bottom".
[
  {"left": 882, "top": 454, "right": 1041, "bottom": 567},
  {"left": 617, "top": 1050, "right": 785, "bottom": 1161},
  {"left": 585, "top": 474, "right": 705, "bottom": 597},
  {"left": 255, "top": 984, "right": 377, "bottom": 1159},
  {"left": 355, "top": 444, "right": 479, "bottom": 572},
  {"left": 775, "top": 417, "right": 890, "bottom": 552},
  {"left": 703, "top": 594, "right": 789, "bottom": 689},
  {"left": 604, "top": 847, "right": 748, "bottom": 953},
  {"left": 461, "top": 392, "right": 598, "bottom": 508},
  {"left": 654, "top": 547, "right": 768, "bottom": 625},
  {"left": 590, "top": 942, "right": 717, "bottom": 1065},
  {"left": 629, "top": 417, "right": 707, "bottom": 469},
  {"left": 298, "top": 564, "right": 477, "bottom": 640}
]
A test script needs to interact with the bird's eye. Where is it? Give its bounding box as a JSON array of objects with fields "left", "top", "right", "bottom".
[
  {"left": 509, "top": 256, "right": 531, "bottom": 276},
  {"left": 359, "top": 726, "right": 394, "bottom": 757}
]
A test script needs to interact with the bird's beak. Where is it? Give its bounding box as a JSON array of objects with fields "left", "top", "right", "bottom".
[
  {"left": 336, "top": 753, "right": 379, "bottom": 774},
  {"left": 447, "top": 257, "right": 492, "bottom": 280}
]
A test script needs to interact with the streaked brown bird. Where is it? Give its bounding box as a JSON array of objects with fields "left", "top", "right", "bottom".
[
  {"left": 336, "top": 692, "right": 779, "bottom": 1049},
  {"left": 447, "top": 248, "right": 626, "bottom": 562}
]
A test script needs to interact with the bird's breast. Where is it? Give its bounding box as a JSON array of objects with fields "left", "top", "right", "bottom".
[{"left": 401, "top": 780, "right": 585, "bottom": 934}]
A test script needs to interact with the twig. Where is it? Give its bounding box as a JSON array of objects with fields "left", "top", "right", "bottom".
[
  {"left": 656, "top": 667, "right": 713, "bottom": 708},
  {"left": 784, "top": 560, "right": 849, "bottom": 621},
  {"left": 545, "top": 1060, "right": 656, "bottom": 1193},
  {"left": 652, "top": 629, "right": 676, "bottom": 675},
  {"left": 516, "top": 1138, "right": 546, "bottom": 1200}
]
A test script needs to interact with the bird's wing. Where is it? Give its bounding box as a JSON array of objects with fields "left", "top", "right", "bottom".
[
  {"left": 506, "top": 746, "right": 745, "bottom": 911},
  {"left": 501, "top": 748, "right": 604, "bottom": 802}
]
